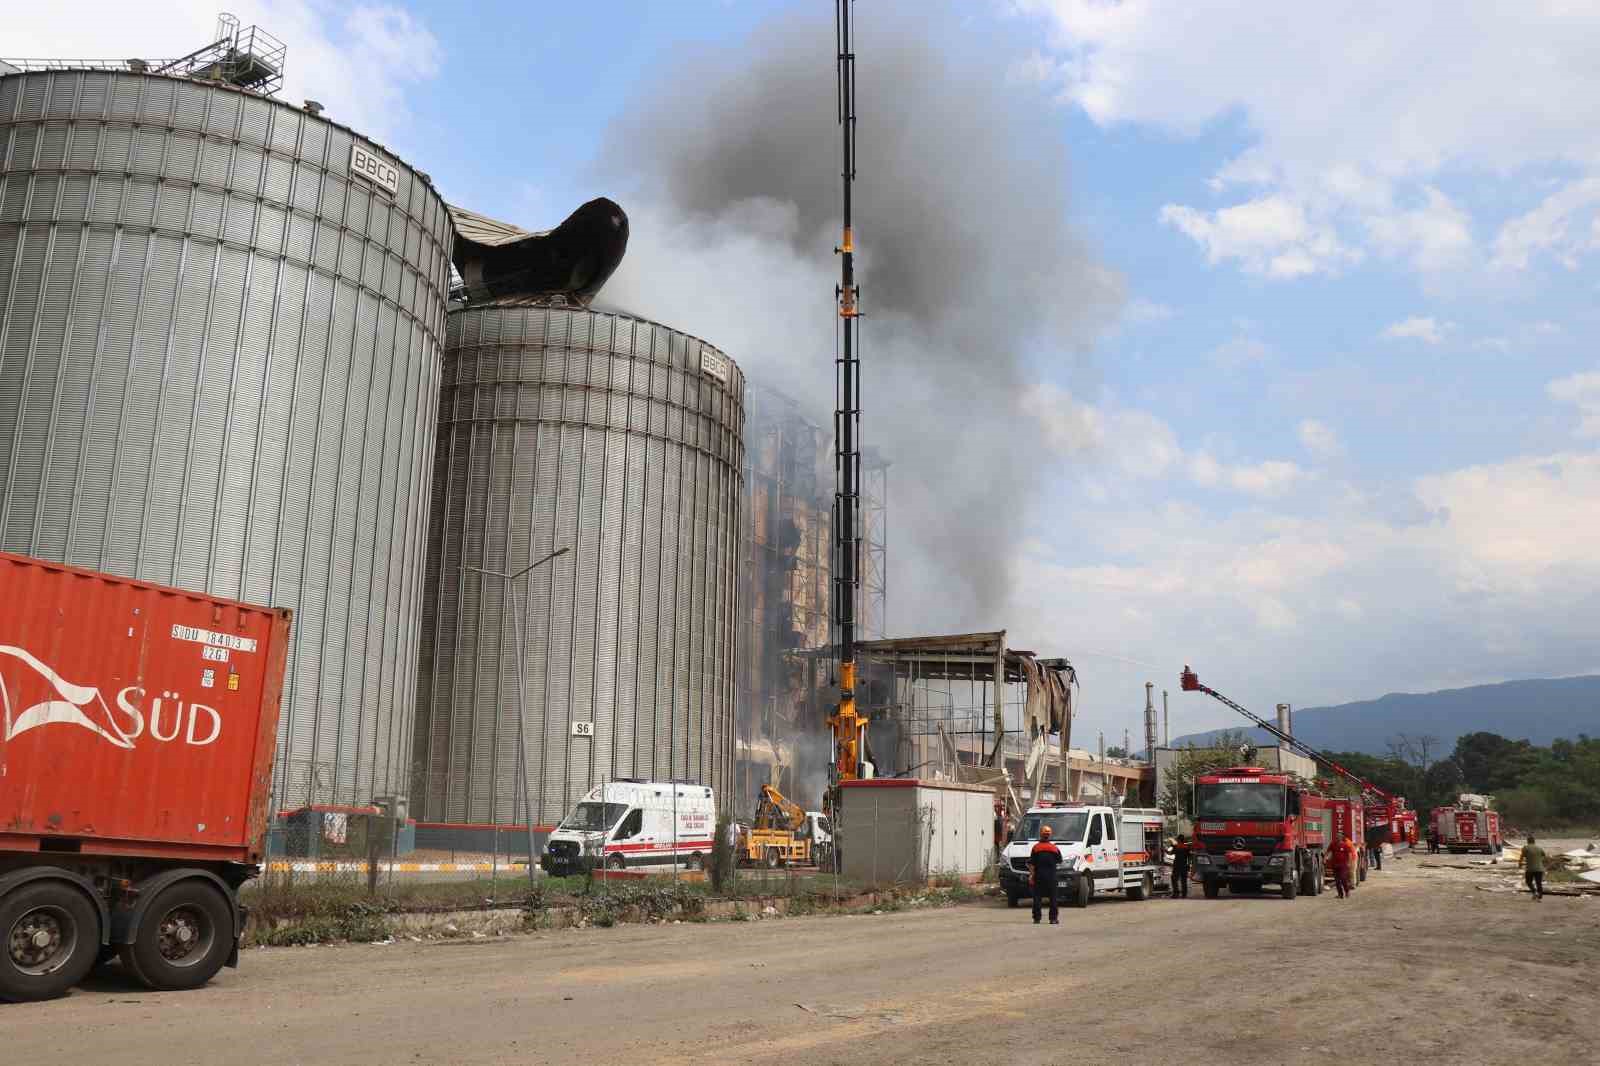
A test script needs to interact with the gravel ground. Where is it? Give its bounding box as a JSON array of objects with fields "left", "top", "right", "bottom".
[{"left": 2, "top": 847, "right": 1595, "bottom": 1065}]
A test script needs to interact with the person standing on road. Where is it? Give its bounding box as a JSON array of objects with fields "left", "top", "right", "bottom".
[
  {"left": 1519, "top": 836, "right": 1547, "bottom": 901},
  {"left": 1170, "top": 834, "right": 1191, "bottom": 899},
  {"left": 1329, "top": 834, "right": 1358, "bottom": 898},
  {"left": 1367, "top": 834, "right": 1383, "bottom": 872},
  {"left": 1029, "top": 824, "right": 1063, "bottom": 925}
]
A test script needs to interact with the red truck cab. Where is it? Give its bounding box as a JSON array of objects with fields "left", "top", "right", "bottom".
[{"left": 1191, "top": 766, "right": 1329, "bottom": 899}]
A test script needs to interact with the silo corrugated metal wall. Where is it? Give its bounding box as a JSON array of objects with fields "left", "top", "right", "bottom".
[
  {"left": 414, "top": 303, "right": 743, "bottom": 823},
  {"left": 0, "top": 70, "right": 452, "bottom": 807}
]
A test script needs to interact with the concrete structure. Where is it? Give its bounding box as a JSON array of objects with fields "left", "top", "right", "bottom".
[
  {"left": 837, "top": 779, "right": 993, "bottom": 885},
  {"left": 413, "top": 303, "right": 744, "bottom": 824},
  {"left": 0, "top": 68, "right": 452, "bottom": 808}
]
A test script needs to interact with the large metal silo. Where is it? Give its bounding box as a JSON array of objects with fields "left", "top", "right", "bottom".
[
  {"left": 0, "top": 70, "right": 452, "bottom": 807},
  {"left": 414, "top": 302, "right": 744, "bottom": 823}
]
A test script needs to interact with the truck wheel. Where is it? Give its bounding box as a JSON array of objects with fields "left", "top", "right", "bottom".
[
  {"left": 1283, "top": 869, "right": 1299, "bottom": 900},
  {"left": 763, "top": 848, "right": 779, "bottom": 870},
  {"left": 1127, "top": 873, "right": 1152, "bottom": 901},
  {"left": 605, "top": 854, "right": 626, "bottom": 871},
  {"left": 1202, "top": 877, "right": 1220, "bottom": 900},
  {"left": 1073, "top": 876, "right": 1092, "bottom": 908},
  {"left": 687, "top": 852, "right": 704, "bottom": 871},
  {"left": 0, "top": 881, "right": 101, "bottom": 1002},
  {"left": 119, "top": 880, "right": 233, "bottom": 992}
]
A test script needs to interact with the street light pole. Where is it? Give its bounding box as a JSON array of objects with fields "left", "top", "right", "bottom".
[{"left": 465, "top": 545, "right": 570, "bottom": 892}]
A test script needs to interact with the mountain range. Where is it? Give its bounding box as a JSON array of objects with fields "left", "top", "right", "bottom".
[{"left": 1166, "top": 675, "right": 1600, "bottom": 756}]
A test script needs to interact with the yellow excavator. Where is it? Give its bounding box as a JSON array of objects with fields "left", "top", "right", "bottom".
[{"left": 740, "top": 785, "right": 817, "bottom": 868}]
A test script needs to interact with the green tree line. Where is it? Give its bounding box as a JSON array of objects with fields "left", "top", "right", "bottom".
[{"left": 1321, "top": 731, "right": 1600, "bottom": 826}]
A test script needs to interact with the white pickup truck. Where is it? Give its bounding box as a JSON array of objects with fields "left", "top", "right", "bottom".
[{"left": 998, "top": 804, "right": 1168, "bottom": 908}]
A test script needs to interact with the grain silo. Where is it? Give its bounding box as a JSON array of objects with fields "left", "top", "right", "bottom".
[
  {"left": 0, "top": 27, "right": 452, "bottom": 808},
  {"left": 412, "top": 202, "right": 744, "bottom": 823}
]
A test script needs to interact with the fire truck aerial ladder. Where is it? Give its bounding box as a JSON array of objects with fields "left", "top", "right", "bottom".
[
  {"left": 1179, "top": 666, "right": 1403, "bottom": 808},
  {"left": 828, "top": 0, "right": 869, "bottom": 792}
]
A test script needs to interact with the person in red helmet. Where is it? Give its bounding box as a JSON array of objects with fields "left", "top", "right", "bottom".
[{"left": 1029, "top": 824, "right": 1063, "bottom": 925}]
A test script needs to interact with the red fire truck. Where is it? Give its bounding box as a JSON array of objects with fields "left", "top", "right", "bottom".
[
  {"left": 1191, "top": 766, "right": 1330, "bottom": 898},
  {"left": 1325, "top": 796, "right": 1368, "bottom": 886},
  {"left": 1180, "top": 667, "right": 1416, "bottom": 874},
  {"left": 1432, "top": 801, "right": 1503, "bottom": 855}
]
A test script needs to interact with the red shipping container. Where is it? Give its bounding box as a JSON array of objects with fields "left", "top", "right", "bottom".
[{"left": 0, "top": 551, "right": 289, "bottom": 863}]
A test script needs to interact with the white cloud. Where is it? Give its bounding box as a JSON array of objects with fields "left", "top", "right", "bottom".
[
  {"left": 1024, "top": 384, "right": 1302, "bottom": 496},
  {"left": 1016, "top": 2, "right": 1600, "bottom": 277},
  {"left": 1547, "top": 371, "right": 1600, "bottom": 438},
  {"left": 1492, "top": 178, "right": 1600, "bottom": 270},
  {"left": 1208, "top": 334, "right": 1271, "bottom": 370},
  {"left": 5, "top": 2, "right": 440, "bottom": 148},
  {"left": 1011, "top": 448, "right": 1600, "bottom": 729},
  {"left": 1297, "top": 419, "right": 1343, "bottom": 459},
  {"left": 1022, "top": 384, "right": 1184, "bottom": 479},
  {"left": 1226, "top": 460, "right": 1303, "bottom": 497},
  {"left": 1365, "top": 187, "right": 1474, "bottom": 273},
  {"left": 1124, "top": 298, "right": 1174, "bottom": 325},
  {"left": 1160, "top": 197, "right": 1357, "bottom": 279},
  {"left": 1188, "top": 451, "right": 1304, "bottom": 497},
  {"left": 1381, "top": 316, "right": 1450, "bottom": 345}
]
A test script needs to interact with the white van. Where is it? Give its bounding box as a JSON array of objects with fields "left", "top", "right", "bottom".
[
  {"left": 998, "top": 804, "right": 1168, "bottom": 907},
  {"left": 540, "top": 780, "right": 717, "bottom": 876}
]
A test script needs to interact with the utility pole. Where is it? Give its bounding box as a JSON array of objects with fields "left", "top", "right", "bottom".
[
  {"left": 464, "top": 545, "right": 570, "bottom": 892},
  {"left": 1163, "top": 690, "right": 1169, "bottom": 748},
  {"left": 1098, "top": 731, "right": 1106, "bottom": 800},
  {"left": 1143, "top": 681, "right": 1157, "bottom": 759},
  {"left": 827, "top": 0, "right": 866, "bottom": 799}
]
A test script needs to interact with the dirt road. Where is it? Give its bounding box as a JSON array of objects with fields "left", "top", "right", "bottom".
[{"left": 2, "top": 854, "right": 1594, "bottom": 1065}]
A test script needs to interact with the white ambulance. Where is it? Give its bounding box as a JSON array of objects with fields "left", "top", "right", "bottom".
[
  {"left": 540, "top": 780, "right": 717, "bottom": 876},
  {"left": 998, "top": 804, "right": 1168, "bottom": 908}
]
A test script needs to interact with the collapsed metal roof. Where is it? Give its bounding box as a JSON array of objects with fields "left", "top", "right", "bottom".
[
  {"left": 447, "top": 205, "right": 537, "bottom": 248},
  {"left": 448, "top": 198, "right": 629, "bottom": 306}
]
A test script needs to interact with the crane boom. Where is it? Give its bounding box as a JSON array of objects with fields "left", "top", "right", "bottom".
[
  {"left": 755, "top": 784, "right": 807, "bottom": 833},
  {"left": 1179, "top": 666, "right": 1399, "bottom": 805}
]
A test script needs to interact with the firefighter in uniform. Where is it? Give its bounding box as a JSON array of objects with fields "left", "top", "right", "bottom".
[
  {"left": 1169, "top": 833, "right": 1192, "bottom": 898},
  {"left": 1028, "top": 824, "right": 1063, "bottom": 925},
  {"left": 1330, "top": 834, "right": 1359, "bottom": 898}
]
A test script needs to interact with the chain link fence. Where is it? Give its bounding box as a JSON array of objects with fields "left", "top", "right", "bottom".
[{"left": 245, "top": 787, "right": 1007, "bottom": 949}]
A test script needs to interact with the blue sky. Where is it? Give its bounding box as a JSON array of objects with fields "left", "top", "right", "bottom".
[{"left": 20, "top": 2, "right": 1600, "bottom": 743}]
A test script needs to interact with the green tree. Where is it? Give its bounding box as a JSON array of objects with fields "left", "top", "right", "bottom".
[
  {"left": 1159, "top": 729, "right": 1251, "bottom": 819},
  {"left": 1452, "top": 731, "right": 1539, "bottom": 793}
]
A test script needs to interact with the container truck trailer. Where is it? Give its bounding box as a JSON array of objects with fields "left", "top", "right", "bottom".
[{"left": 0, "top": 552, "right": 290, "bottom": 1001}]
